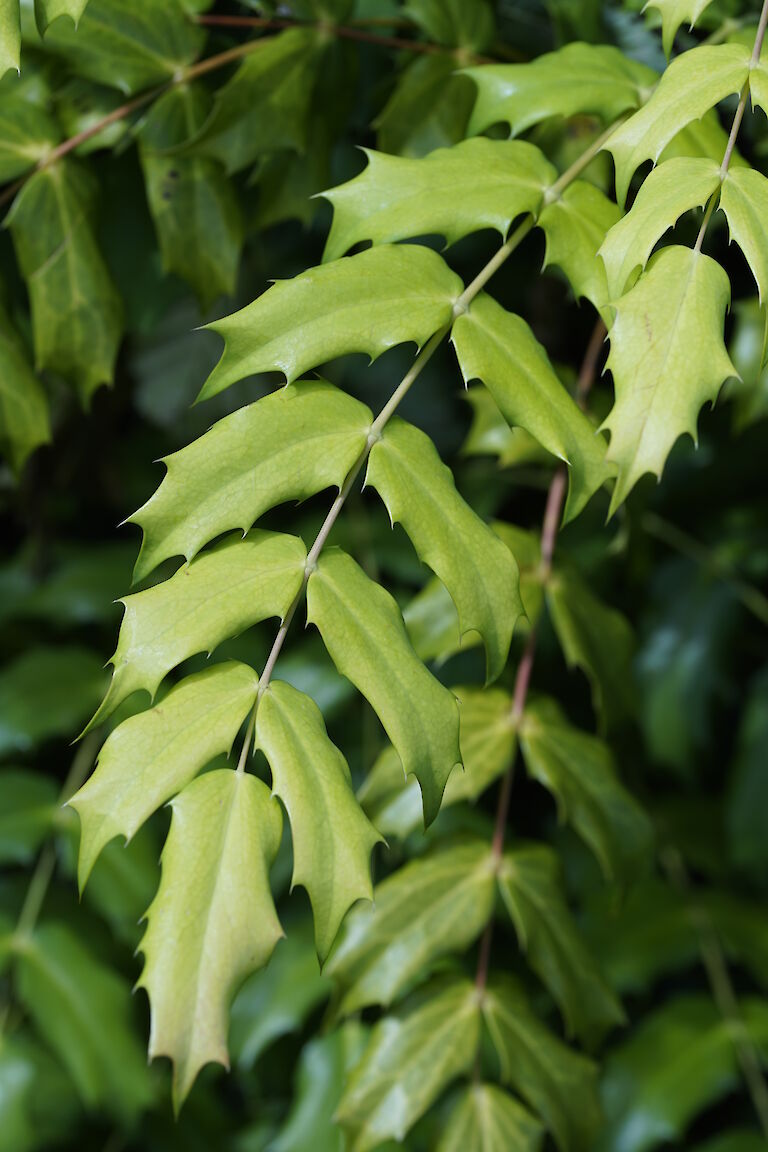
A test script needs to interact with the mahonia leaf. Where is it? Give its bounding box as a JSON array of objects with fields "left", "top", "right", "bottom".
[
  {"left": 200, "top": 244, "right": 463, "bottom": 401},
  {"left": 606, "top": 44, "right": 750, "bottom": 205},
  {"left": 366, "top": 417, "right": 522, "bottom": 681},
  {"left": 40, "top": 0, "right": 203, "bottom": 94},
  {"left": 645, "top": 0, "right": 718, "bottom": 56},
  {"left": 602, "top": 246, "right": 735, "bottom": 511},
  {"left": 482, "top": 976, "right": 600, "bottom": 1152},
  {"left": 337, "top": 977, "right": 481, "bottom": 1152},
  {"left": 138, "top": 769, "right": 283, "bottom": 1108},
  {"left": 0, "top": 0, "right": 20, "bottom": 75},
  {"left": 546, "top": 567, "right": 635, "bottom": 730},
  {"left": 599, "top": 997, "right": 768, "bottom": 1152},
  {"left": 132, "top": 380, "right": 372, "bottom": 582},
  {"left": 519, "top": 697, "right": 653, "bottom": 888},
  {"left": 375, "top": 54, "right": 475, "bottom": 159},
  {"left": 452, "top": 293, "right": 612, "bottom": 522},
  {"left": 462, "top": 386, "right": 550, "bottom": 471},
  {"left": 35, "top": 0, "right": 89, "bottom": 33},
  {"left": 326, "top": 839, "right": 496, "bottom": 1013},
  {"left": 191, "top": 29, "right": 322, "bottom": 174},
  {"left": 498, "top": 845, "right": 624, "bottom": 1048},
  {"left": 466, "top": 43, "right": 655, "bottom": 137},
  {"left": 537, "top": 181, "right": 621, "bottom": 313},
  {"left": 70, "top": 661, "right": 259, "bottom": 885},
  {"left": 599, "top": 156, "right": 721, "bottom": 301},
  {"left": 322, "top": 138, "right": 556, "bottom": 262},
  {"left": 15, "top": 923, "right": 152, "bottom": 1117},
  {"left": 720, "top": 166, "right": 768, "bottom": 304},
  {"left": 87, "top": 531, "right": 306, "bottom": 729},
  {"left": 139, "top": 85, "right": 242, "bottom": 310},
  {"left": 7, "top": 160, "right": 123, "bottom": 403},
  {"left": 255, "top": 680, "right": 381, "bottom": 961},
  {"left": 437, "top": 1084, "right": 544, "bottom": 1152},
  {"left": 307, "top": 549, "right": 461, "bottom": 825},
  {"left": 404, "top": 0, "right": 494, "bottom": 51},
  {"left": 0, "top": 768, "right": 57, "bottom": 865},
  {"left": 0, "top": 95, "right": 60, "bottom": 181},
  {"left": 359, "top": 686, "right": 516, "bottom": 840},
  {"left": 0, "top": 303, "right": 50, "bottom": 475}
]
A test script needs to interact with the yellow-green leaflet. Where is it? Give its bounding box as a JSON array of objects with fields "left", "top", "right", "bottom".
[
  {"left": 720, "top": 166, "right": 768, "bottom": 304},
  {"left": 138, "top": 770, "right": 283, "bottom": 1108},
  {"left": 0, "top": 0, "right": 20, "bottom": 75},
  {"left": 70, "top": 662, "right": 259, "bottom": 886},
  {"left": 645, "top": 0, "right": 718, "bottom": 56},
  {"left": 602, "top": 246, "right": 735, "bottom": 511},
  {"left": 255, "top": 680, "right": 381, "bottom": 961},
  {"left": 199, "top": 244, "right": 463, "bottom": 400},
  {"left": 537, "top": 180, "right": 621, "bottom": 314},
  {"left": 87, "top": 531, "right": 306, "bottom": 729},
  {"left": 307, "top": 549, "right": 461, "bottom": 825},
  {"left": 452, "top": 293, "right": 613, "bottom": 522},
  {"left": 436, "top": 1085, "right": 544, "bottom": 1152},
  {"left": 322, "top": 137, "right": 556, "bottom": 261},
  {"left": 366, "top": 417, "right": 522, "bottom": 681},
  {"left": 130, "top": 381, "right": 373, "bottom": 582}
]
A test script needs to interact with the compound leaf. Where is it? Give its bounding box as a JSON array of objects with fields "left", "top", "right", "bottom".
[
  {"left": 482, "top": 975, "right": 601, "bottom": 1152},
  {"left": 606, "top": 44, "right": 749, "bottom": 205},
  {"left": 255, "top": 680, "right": 381, "bottom": 961},
  {"left": 138, "top": 769, "right": 283, "bottom": 1108},
  {"left": 437, "top": 1084, "right": 544, "bottom": 1152},
  {"left": 88, "top": 531, "right": 305, "bottom": 728},
  {"left": 0, "top": 303, "right": 50, "bottom": 475},
  {"left": 498, "top": 845, "right": 624, "bottom": 1048},
  {"left": 599, "top": 156, "right": 721, "bottom": 300},
  {"left": 200, "top": 244, "right": 462, "bottom": 401},
  {"left": 519, "top": 697, "right": 653, "bottom": 888},
  {"left": 453, "top": 293, "right": 612, "bottom": 522},
  {"left": 7, "top": 160, "right": 123, "bottom": 404},
  {"left": 602, "top": 246, "right": 734, "bottom": 511},
  {"left": 307, "top": 549, "right": 461, "bottom": 825},
  {"left": 337, "top": 978, "right": 480, "bottom": 1152},
  {"left": 327, "top": 839, "right": 496, "bottom": 1013},
  {"left": 466, "top": 43, "right": 653, "bottom": 137},
  {"left": 366, "top": 417, "right": 522, "bottom": 681},
  {"left": 538, "top": 180, "right": 621, "bottom": 312},
  {"left": 131, "top": 380, "right": 372, "bottom": 582},
  {"left": 322, "top": 138, "right": 555, "bottom": 262},
  {"left": 70, "top": 661, "right": 259, "bottom": 885},
  {"left": 719, "top": 166, "right": 768, "bottom": 304}
]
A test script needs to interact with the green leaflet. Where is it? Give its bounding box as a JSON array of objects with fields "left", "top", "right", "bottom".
[
  {"left": 255, "top": 680, "right": 381, "bottom": 961},
  {"left": 35, "top": 0, "right": 90, "bottom": 32},
  {"left": 452, "top": 293, "right": 612, "bottom": 522},
  {"left": 602, "top": 246, "right": 735, "bottom": 511},
  {"left": 337, "top": 978, "right": 480, "bottom": 1152},
  {"left": 191, "top": 29, "right": 322, "bottom": 174},
  {"left": 519, "top": 697, "right": 653, "bottom": 888},
  {"left": 462, "top": 386, "right": 549, "bottom": 471},
  {"left": 482, "top": 976, "right": 600, "bottom": 1152},
  {"left": 367, "top": 417, "right": 522, "bottom": 681},
  {"left": 358, "top": 686, "right": 516, "bottom": 840},
  {"left": 0, "top": 303, "right": 50, "bottom": 475},
  {"left": 200, "top": 244, "right": 463, "bottom": 401},
  {"left": 0, "top": 645, "right": 106, "bottom": 757},
  {"left": 606, "top": 44, "right": 750, "bottom": 206},
  {"left": 546, "top": 567, "right": 635, "bottom": 730},
  {"left": 0, "top": 769, "right": 57, "bottom": 865},
  {"left": 322, "top": 138, "right": 556, "bottom": 262},
  {"left": 598, "top": 997, "right": 768, "bottom": 1152},
  {"left": 40, "top": 0, "right": 203, "bottom": 94},
  {"left": 375, "top": 54, "right": 475, "bottom": 159},
  {"left": 14, "top": 923, "right": 152, "bottom": 1117},
  {"left": 131, "top": 380, "right": 372, "bottom": 582},
  {"left": 404, "top": 0, "right": 494, "bottom": 51},
  {"left": 645, "top": 0, "right": 718, "bottom": 56},
  {"left": 7, "top": 160, "right": 123, "bottom": 404},
  {"left": 0, "top": 0, "right": 20, "bottom": 75},
  {"left": 138, "top": 769, "right": 283, "bottom": 1108},
  {"left": 437, "top": 1084, "right": 544, "bottom": 1152},
  {"left": 498, "top": 845, "right": 624, "bottom": 1048},
  {"left": 306, "top": 549, "right": 462, "bottom": 825},
  {"left": 139, "top": 84, "right": 242, "bottom": 310},
  {"left": 599, "top": 157, "right": 721, "bottom": 301},
  {"left": 70, "top": 661, "right": 259, "bottom": 885},
  {"left": 88, "top": 531, "right": 306, "bottom": 728},
  {"left": 466, "top": 43, "right": 654, "bottom": 137},
  {"left": 326, "top": 839, "right": 496, "bottom": 1013},
  {"left": 0, "top": 96, "right": 60, "bottom": 181},
  {"left": 537, "top": 180, "right": 621, "bottom": 313},
  {"left": 0, "top": 1033, "right": 77, "bottom": 1152},
  {"left": 719, "top": 166, "right": 768, "bottom": 304}
]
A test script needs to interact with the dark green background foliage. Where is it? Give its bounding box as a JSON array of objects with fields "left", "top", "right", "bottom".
[{"left": 1, "top": 0, "right": 768, "bottom": 1149}]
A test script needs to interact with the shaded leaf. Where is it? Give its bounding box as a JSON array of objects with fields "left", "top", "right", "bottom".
[
  {"left": 0, "top": 646, "right": 105, "bottom": 757},
  {"left": 437, "top": 1084, "right": 544, "bottom": 1152},
  {"left": 376, "top": 55, "right": 475, "bottom": 159},
  {"left": 0, "top": 95, "right": 59, "bottom": 181},
  {"left": 538, "top": 180, "right": 621, "bottom": 312},
  {"left": 0, "top": 769, "right": 57, "bottom": 865},
  {"left": 0, "top": 1033, "right": 77, "bottom": 1152},
  {"left": 404, "top": 0, "right": 494, "bottom": 51},
  {"left": 0, "top": 302, "right": 50, "bottom": 475}
]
